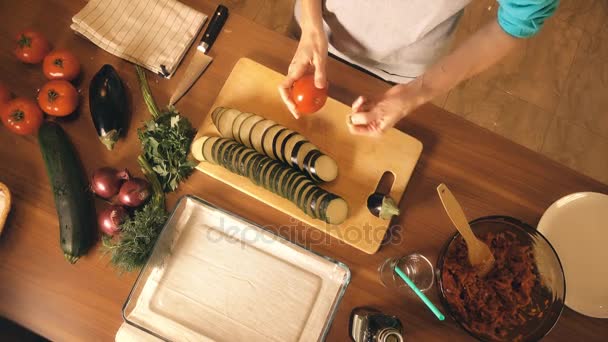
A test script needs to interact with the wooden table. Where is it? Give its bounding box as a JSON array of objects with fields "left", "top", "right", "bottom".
[{"left": 0, "top": 0, "right": 606, "bottom": 341}]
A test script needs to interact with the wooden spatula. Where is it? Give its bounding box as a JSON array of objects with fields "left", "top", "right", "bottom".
[{"left": 436, "top": 183, "right": 495, "bottom": 277}]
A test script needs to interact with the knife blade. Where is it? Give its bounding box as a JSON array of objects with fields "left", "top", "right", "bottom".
[{"left": 169, "top": 5, "right": 229, "bottom": 105}]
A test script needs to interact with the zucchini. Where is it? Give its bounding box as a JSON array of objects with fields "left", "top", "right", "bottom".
[
  {"left": 203, "top": 136, "right": 348, "bottom": 224},
  {"left": 38, "top": 122, "right": 95, "bottom": 264}
]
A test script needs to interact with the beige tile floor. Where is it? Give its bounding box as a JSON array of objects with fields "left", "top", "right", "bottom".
[{"left": 225, "top": 0, "right": 608, "bottom": 185}]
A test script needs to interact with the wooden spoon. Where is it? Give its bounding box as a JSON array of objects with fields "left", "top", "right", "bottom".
[{"left": 436, "top": 183, "right": 495, "bottom": 277}]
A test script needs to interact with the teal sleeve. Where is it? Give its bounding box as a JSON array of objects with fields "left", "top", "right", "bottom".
[{"left": 497, "top": 0, "right": 560, "bottom": 38}]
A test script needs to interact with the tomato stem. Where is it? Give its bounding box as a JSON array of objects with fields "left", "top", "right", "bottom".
[
  {"left": 17, "top": 34, "right": 31, "bottom": 48},
  {"left": 48, "top": 90, "right": 59, "bottom": 102},
  {"left": 53, "top": 58, "right": 64, "bottom": 68},
  {"left": 10, "top": 110, "right": 25, "bottom": 122}
]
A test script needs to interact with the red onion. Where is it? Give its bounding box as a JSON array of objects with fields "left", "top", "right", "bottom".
[
  {"left": 118, "top": 178, "right": 151, "bottom": 207},
  {"left": 91, "top": 167, "right": 130, "bottom": 199},
  {"left": 98, "top": 205, "right": 128, "bottom": 236}
]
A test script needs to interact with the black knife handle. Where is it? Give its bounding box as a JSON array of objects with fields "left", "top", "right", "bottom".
[{"left": 199, "top": 5, "right": 229, "bottom": 53}]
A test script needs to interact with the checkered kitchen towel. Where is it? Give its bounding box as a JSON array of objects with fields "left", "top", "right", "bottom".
[{"left": 72, "top": 0, "right": 207, "bottom": 78}]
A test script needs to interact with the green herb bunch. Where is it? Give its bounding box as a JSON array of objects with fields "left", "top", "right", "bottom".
[{"left": 135, "top": 66, "right": 196, "bottom": 192}]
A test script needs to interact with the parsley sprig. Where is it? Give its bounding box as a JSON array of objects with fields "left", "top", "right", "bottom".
[{"left": 135, "top": 66, "right": 196, "bottom": 192}]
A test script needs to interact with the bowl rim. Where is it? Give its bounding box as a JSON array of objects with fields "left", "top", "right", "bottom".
[{"left": 435, "top": 215, "right": 566, "bottom": 342}]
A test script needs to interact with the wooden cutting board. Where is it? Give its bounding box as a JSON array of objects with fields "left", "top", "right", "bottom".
[{"left": 194, "top": 58, "right": 422, "bottom": 254}]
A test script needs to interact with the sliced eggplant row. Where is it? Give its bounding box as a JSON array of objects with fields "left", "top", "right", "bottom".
[
  {"left": 192, "top": 136, "right": 348, "bottom": 224},
  {"left": 209, "top": 107, "right": 339, "bottom": 183}
]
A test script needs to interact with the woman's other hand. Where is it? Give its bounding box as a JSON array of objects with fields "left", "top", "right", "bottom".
[{"left": 347, "top": 83, "right": 427, "bottom": 136}]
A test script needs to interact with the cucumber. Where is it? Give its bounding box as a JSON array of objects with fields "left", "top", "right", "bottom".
[
  {"left": 202, "top": 136, "right": 348, "bottom": 224},
  {"left": 38, "top": 122, "right": 95, "bottom": 264}
]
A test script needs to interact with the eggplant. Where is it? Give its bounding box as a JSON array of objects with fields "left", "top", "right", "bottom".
[
  {"left": 367, "top": 193, "right": 400, "bottom": 220},
  {"left": 89, "top": 64, "right": 129, "bottom": 150}
]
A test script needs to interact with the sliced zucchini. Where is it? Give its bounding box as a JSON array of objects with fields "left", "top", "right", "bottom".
[
  {"left": 318, "top": 194, "right": 349, "bottom": 225},
  {"left": 254, "top": 159, "right": 273, "bottom": 185},
  {"left": 303, "top": 188, "right": 324, "bottom": 217},
  {"left": 229, "top": 145, "right": 248, "bottom": 173},
  {"left": 190, "top": 136, "right": 208, "bottom": 161},
  {"left": 290, "top": 177, "right": 314, "bottom": 203},
  {"left": 214, "top": 139, "right": 238, "bottom": 162},
  {"left": 211, "top": 138, "right": 230, "bottom": 163},
  {"left": 246, "top": 154, "right": 265, "bottom": 179},
  {"left": 264, "top": 161, "right": 282, "bottom": 193},
  {"left": 262, "top": 125, "right": 284, "bottom": 157},
  {"left": 249, "top": 120, "right": 278, "bottom": 154},
  {"left": 216, "top": 108, "right": 241, "bottom": 138},
  {"left": 237, "top": 150, "right": 257, "bottom": 176},
  {"left": 203, "top": 136, "right": 348, "bottom": 224},
  {"left": 275, "top": 168, "right": 291, "bottom": 197},
  {"left": 310, "top": 191, "right": 330, "bottom": 220},
  {"left": 238, "top": 115, "right": 264, "bottom": 148},
  {"left": 201, "top": 136, "right": 221, "bottom": 162},
  {"left": 219, "top": 143, "right": 240, "bottom": 172},
  {"left": 296, "top": 184, "right": 317, "bottom": 211},
  {"left": 231, "top": 112, "right": 254, "bottom": 144}
]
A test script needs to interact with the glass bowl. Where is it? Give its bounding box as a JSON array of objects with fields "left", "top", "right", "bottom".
[{"left": 436, "top": 216, "right": 565, "bottom": 342}]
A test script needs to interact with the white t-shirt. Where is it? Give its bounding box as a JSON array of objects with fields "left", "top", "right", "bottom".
[{"left": 295, "top": 0, "right": 472, "bottom": 83}]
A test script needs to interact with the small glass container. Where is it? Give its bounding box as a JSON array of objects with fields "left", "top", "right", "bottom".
[{"left": 379, "top": 253, "right": 434, "bottom": 294}]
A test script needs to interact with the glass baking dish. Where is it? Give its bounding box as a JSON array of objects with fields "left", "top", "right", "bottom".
[{"left": 122, "top": 195, "right": 351, "bottom": 341}]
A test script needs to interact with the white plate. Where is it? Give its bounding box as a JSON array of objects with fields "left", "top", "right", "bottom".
[{"left": 537, "top": 192, "right": 608, "bottom": 318}]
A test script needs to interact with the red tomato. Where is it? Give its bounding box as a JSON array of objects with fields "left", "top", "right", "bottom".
[
  {"left": 38, "top": 80, "right": 79, "bottom": 117},
  {"left": 43, "top": 50, "right": 81, "bottom": 81},
  {"left": 0, "top": 83, "right": 12, "bottom": 105},
  {"left": 1, "top": 98, "right": 44, "bottom": 135},
  {"left": 291, "top": 74, "right": 328, "bottom": 115},
  {"left": 14, "top": 29, "right": 50, "bottom": 64}
]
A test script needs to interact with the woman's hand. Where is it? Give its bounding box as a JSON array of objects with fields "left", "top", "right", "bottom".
[
  {"left": 347, "top": 83, "right": 427, "bottom": 136},
  {"left": 278, "top": 29, "right": 328, "bottom": 118}
]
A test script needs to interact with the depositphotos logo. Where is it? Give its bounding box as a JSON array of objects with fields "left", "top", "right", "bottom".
[{"left": 205, "top": 217, "right": 405, "bottom": 249}]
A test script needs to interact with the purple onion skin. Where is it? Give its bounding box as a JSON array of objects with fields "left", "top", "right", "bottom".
[
  {"left": 118, "top": 178, "right": 151, "bottom": 207},
  {"left": 98, "top": 205, "right": 128, "bottom": 236},
  {"left": 91, "top": 167, "right": 130, "bottom": 199}
]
